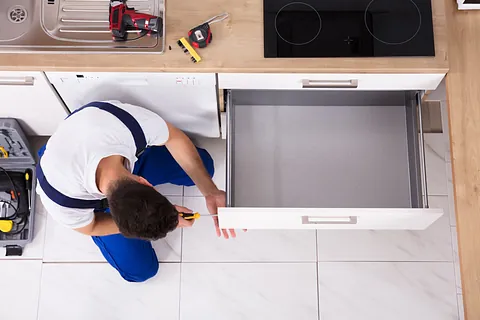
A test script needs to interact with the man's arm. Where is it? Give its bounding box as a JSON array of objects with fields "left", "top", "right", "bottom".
[
  {"left": 164, "top": 122, "right": 218, "bottom": 196},
  {"left": 74, "top": 212, "right": 119, "bottom": 236},
  {"left": 164, "top": 122, "right": 236, "bottom": 239}
]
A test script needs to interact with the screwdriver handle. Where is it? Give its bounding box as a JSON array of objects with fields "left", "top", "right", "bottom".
[
  {"left": 25, "top": 169, "right": 33, "bottom": 211},
  {"left": 179, "top": 212, "right": 201, "bottom": 220},
  {"left": 25, "top": 169, "right": 32, "bottom": 190}
]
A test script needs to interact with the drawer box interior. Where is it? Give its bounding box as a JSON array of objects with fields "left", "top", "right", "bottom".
[{"left": 227, "top": 90, "right": 423, "bottom": 209}]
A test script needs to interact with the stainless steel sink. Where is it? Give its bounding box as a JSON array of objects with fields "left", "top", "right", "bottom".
[{"left": 0, "top": 0, "right": 164, "bottom": 53}]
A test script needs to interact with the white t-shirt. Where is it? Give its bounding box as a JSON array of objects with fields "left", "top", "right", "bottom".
[{"left": 36, "top": 101, "right": 169, "bottom": 229}]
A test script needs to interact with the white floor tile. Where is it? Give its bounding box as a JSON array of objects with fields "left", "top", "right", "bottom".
[
  {"left": 38, "top": 263, "right": 180, "bottom": 320},
  {"left": 184, "top": 138, "right": 226, "bottom": 196},
  {"left": 43, "top": 213, "right": 104, "bottom": 262},
  {"left": 451, "top": 226, "right": 462, "bottom": 294},
  {"left": 155, "top": 183, "right": 183, "bottom": 196},
  {"left": 424, "top": 133, "right": 449, "bottom": 196},
  {"left": 180, "top": 263, "right": 318, "bottom": 320},
  {"left": 182, "top": 197, "right": 316, "bottom": 262},
  {"left": 317, "top": 196, "right": 453, "bottom": 261},
  {"left": 457, "top": 294, "right": 465, "bottom": 320},
  {"left": 0, "top": 260, "right": 42, "bottom": 320},
  {"left": 0, "top": 195, "right": 47, "bottom": 259},
  {"left": 43, "top": 197, "right": 182, "bottom": 262},
  {"left": 318, "top": 262, "right": 458, "bottom": 320}
]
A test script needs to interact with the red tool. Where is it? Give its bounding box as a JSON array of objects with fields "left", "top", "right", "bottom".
[
  {"left": 188, "top": 13, "right": 229, "bottom": 48},
  {"left": 109, "top": 0, "right": 163, "bottom": 41}
]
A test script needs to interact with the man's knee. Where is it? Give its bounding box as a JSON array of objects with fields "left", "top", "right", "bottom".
[{"left": 120, "top": 261, "right": 159, "bottom": 283}]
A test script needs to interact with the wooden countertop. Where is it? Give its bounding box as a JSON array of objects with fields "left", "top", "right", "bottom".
[
  {"left": 0, "top": 0, "right": 448, "bottom": 73},
  {"left": 445, "top": 1, "right": 480, "bottom": 319}
]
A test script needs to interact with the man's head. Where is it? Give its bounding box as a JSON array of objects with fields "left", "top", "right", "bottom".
[{"left": 107, "top": 178, "right": 179, "bottom": 240}]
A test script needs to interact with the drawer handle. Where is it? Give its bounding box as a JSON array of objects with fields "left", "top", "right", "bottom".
[
  {"left": 302, "top": 216, "right": 358, "bottom": 225},
  {"left": 302, "top": 79, "right": 358, "bottom": 89},
  {"left": 0, "top": 76, "right": 34, "bottom": 86},
  {"left": 416, "top": 92, "right": 429, "bottom": 208}
]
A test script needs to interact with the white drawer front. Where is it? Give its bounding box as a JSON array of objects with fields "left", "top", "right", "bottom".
[
  {"left": 218, "top": 208, "right": 443, "bottom": 230},
  {"left": 218, "top": 73, "right": 445, "bottom": 91}
]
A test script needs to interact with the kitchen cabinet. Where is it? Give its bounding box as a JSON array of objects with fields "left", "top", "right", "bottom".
[
  {"left": 46, "top": 72, "right": 220, "bottom": 138},
  {"left": 218, "top": 90, "right": 443, "bottom": 230},
  {"left": 218, "top": 73, "right": 445, "bottom": 90},
  {"left": 0, "top": 72, "right": 69, "bottom": 136}
]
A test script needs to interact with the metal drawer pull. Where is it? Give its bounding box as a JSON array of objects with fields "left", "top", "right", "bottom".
[
  {"left": 302, "top": 79, "right": 358, "bottom": 89},
  {"left": 417, "top": 92, "right": 429, "bottom": 208},
  {"left": 302, "top": 216, "right": 358, "bottom": 225},
  {"left": 0, "top": 76, "right": 34, "bottom": 86}
]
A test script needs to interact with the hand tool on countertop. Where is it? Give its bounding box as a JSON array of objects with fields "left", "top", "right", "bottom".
[
  {"left": 109, "top": 0, "right": 163, "bottom": 42},
  {"left": 188, "top": 12, "right": 229, "bottom": 49},
  {"left": 179, "top": 212, "right": 218, "bottom": 220},
  {"left": 177, "top": 37, "right": 202, "bottom": 63}
]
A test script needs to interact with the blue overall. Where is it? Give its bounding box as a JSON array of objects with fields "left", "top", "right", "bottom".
[{"left": 37, "top": 102, "right": 214, "bottom": 282}]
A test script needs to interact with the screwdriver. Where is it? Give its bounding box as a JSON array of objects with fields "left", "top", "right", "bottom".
[
  {"left": 179, "top": 212, "right": 218, "bottom": 220},
  {"left": 25, "top": 169, "right": 32, "bottom": 211}
]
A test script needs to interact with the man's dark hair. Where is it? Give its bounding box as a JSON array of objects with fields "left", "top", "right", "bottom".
[{"left": 108, "top": 179, "right": 178, "bottom": 240}]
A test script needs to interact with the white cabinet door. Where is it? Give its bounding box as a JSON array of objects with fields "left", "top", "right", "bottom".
[
  {"left": 0, "top": 72, "right": 68, "bottom": 135},
  {"left": 46, "top": 72, "right": 220, "bottom": 138},
  {"left": 218, "top": 207, "right": 443, "bottom": 230},
  {"left": 218, "top": 73, "right": 445, "bottom": 91}
]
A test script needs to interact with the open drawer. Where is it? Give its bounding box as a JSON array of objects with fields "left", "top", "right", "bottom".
[{"left": 218, "top": 90, "right": 443, "bottom": 230}]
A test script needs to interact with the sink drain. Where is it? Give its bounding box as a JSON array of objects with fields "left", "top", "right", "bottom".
[{"left": 7, "top": 6, "right": 28, "bottom": 24}]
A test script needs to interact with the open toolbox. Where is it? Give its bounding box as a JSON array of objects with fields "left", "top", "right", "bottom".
[{"left": 0, "top": 119, "right": 36, "bottom": 256}]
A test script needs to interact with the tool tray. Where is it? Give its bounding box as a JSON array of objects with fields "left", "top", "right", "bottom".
[{"left": 0, "top": 119, "right": 36, "bottom": 256}]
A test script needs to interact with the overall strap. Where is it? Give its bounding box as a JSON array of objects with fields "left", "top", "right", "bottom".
[
  {"left": 73, "top": 101, "right": 147, "bottom": 157},
  {"left": 36, "top": 164, "right": 109, "bottom": 210},
  {"left": 36, "top": 101, "right": 147, "bottom": 210}
]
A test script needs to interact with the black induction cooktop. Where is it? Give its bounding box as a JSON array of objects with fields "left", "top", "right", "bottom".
[{"left": 264, "top": 0, "right": 435, "bottom": 58}]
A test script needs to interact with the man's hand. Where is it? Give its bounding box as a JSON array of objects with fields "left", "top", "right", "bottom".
[
  {"left": 205, "top": 190, "right": 237, "bottom": 239},
  {"left": 175, "top": 205, "right": 195, "bottom": 228}
]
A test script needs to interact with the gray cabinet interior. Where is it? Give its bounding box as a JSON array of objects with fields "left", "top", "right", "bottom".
[{"left": 227, "top": 90, "right": 423, "bottom": 209}]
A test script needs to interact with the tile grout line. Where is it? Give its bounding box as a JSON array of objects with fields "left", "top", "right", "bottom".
[
  {"left": 180, "top": 195, "right": 184, "bottom": 263},
  {"left": 178, "top": 195, "right": 184, "bottom": 320},
  {"left": 32, "top": 260, "right": 459, "bottom": 264},
  {"left": 35, "top": 261, "right": 44, "bottom": 320},
  {"left": 450, "top": 225, "right": 463, "bottom": 296},
  {"left": 440, "top": 119, "right": 463, "bottom": 317},
  {"left": 446, "top": 157, "right": 463, "bottom": 296},
  {"left": 457, "top": 293, "right": 464, "bottom": 320},
  {"left": 178, "top": 261, "right": 183, "bottom": 320},
  {"left": 39, "top": 208, "right": 48, "bottom": 263}
]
